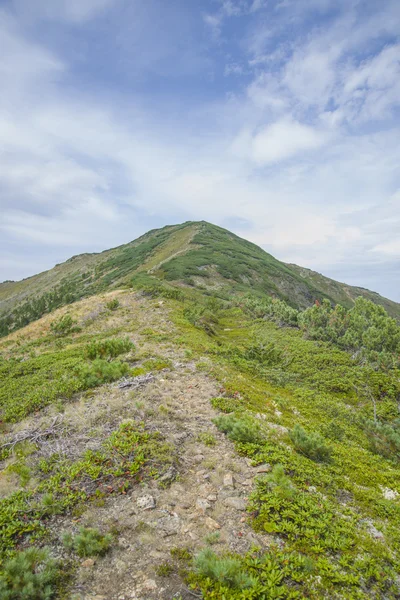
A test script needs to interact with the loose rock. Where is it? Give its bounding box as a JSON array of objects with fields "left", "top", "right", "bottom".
[{"left": 137, "top": 495, "right": 156, "bottom": 510}]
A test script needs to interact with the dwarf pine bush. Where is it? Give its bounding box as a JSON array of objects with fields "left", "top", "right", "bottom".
[
  {"left": 63, "top": 527, "right": 112, "bottom": 557},
  {"left": 213, "top": 414, "right": 262, "bottom": 444},
  {"left": 264, "top": 464, "right": 296, "bottom": 499},
  {"left": 85, "top": 337, "right": 134, "bottom": 360},
  {"left": 290, "top": 424, "right": 332, "bottom": 463},
  {"left": 364, "top": 419, "right": 400, "bottom": 461},
  {"left": 50, "top": 314, "right": 79, "bottom": 337},
  {"left": 105, "top": 298, "right": 120, "bottom": 311},
  {"left": 0, "top": 548, "right": 58, "bottom": 599},
  {"left": 75, "top": 359, "right": 129, "bottom": 387},
  {"left": 194, "top": 548, "right": 256, "bottom": 589}
]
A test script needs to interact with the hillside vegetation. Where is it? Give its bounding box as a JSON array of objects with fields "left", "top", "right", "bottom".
[
  {"left": 0, "top": 266, "right": 400, "bottom": 598},
  {"left": 1, "top": 221, "right": 399, "bottom": 338}
]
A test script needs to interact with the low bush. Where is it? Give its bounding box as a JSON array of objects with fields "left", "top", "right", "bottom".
[
  {"left": 194, "top": 548, "right": 255, "bottom": 589},
  {"left": 213, "top": 414, "right": 262, "bottom": 444},
  {"left": 289, "top": 424, "right": 332, "bottom": 463},
  {"left": 75, "top": 359, "right": 129, "bottom": 388},
  {"left": 85, "top": 337, "right": 134, "bottom": 360},
  {"left": 50, "top": 314, "right": 79, "bottom": 337},
  {"left": 0, "top": 548, "right": 58, "bottom": 599},
  {"left": 263, "top": 464, "right": 296, "bottom": 499},
  {"left": 105, "top": 298, "right": 120, "bottom": 311},
  {"left": 364, "top": 419, "right": 400, "bottom": 461},
  {"left": 63, "top": 527, "right": 112, "bottom": 557},
  {"left": 210, "top": 396, "right": 241, "bottom": 413}
]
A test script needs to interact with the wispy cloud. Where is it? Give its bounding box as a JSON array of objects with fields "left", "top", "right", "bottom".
[{"left": 0, "top": 0, "right": 399, "bottom": 301}]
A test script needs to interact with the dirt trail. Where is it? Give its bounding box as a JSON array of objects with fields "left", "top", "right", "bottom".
[{"left": 68, "top": 364, "right": 270, "bottom": 600}]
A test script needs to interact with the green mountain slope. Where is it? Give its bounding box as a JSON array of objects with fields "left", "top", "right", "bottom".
[{"left": 1, "top": 221, "right": 399, "bottom": 337}]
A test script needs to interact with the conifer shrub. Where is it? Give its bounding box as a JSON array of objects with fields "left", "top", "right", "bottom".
[
  {"left": 263, "top": 464, "right": 296, "bottom": 499},
  {"left": 289, "top": 424, "right": 333, "bottom": 463},
  {"left": 50, "top": 314, "right": 79, "bottom": 337},
  {"left": 74, "top": 359, "right": 129, "bottom": 388},
  {"left": 85, "top": 337, "right": 134, "bottom": 360},
  {"left": 194, "top": 548, "right": 256, "bottom": 589},
  {"left": 213, "top": 414, "right": 262, "bottom": 444},
  {"left": 63, "top": 527, "right": 112, "bottom": 557},
  {"left": 210, "top": 396, "right": 241, "bottom": 413},
  {"left": 244, "top": 341, "right": 283, "bottom": 365},
  {"left": 105, "top": 298, "right": 120, "bottom": 311},
  {"left": 364, "top": 419, "right": 400, "bottom": 461},
  {"left": 0, "top": 548, "right": 58, "bottom": 599}
]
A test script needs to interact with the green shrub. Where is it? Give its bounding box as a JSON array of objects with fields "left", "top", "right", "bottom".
[
  {"left": 63, "top": 527, "right": 112, "bottom": 557},
  {"left": 213, "top": 414, "right": 262, "bottom": 444},
  {"left": 364, "top": 419, "right": 400, "bottom": 461},
  {"left": 289, "top": 424, "right": 332, "bottom": 463},
  {"left": 105, "top": 298, "right": 120, "bottom": 311},
  {"left": 210, "top": 396, "right": 241, "bottom": 413},
  {"left": 244, "top": 341, "right": 283, "bottom": 366},
  {"left": 194, "top": 548, "right": 256, "bottom": 589},
  {"left": 155, "top": 562, "right": 174, "bottom": 577},
  {"left": 50, "top": 314, "right": 79, "bottom": 337},
  {"left": 75, "top": 359, "right": 129, "bottom": 388},
  {"left": 0, "top": 548, "right": 58, "bottom": 599},
  {"left": 85, "top": 337, "right": 134, "bottom": 360},
  {"left": 263, "top": 464, "right": 296, "bottom": 499},
  {"left": 197, "top": 432, "right": 216, "bottom": 446}
]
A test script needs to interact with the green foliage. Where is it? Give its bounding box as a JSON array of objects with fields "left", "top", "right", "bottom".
[
  {"left": 105, "top": 298, "right": 120, "bottom": 311},
  {"left": 0, "top": 548, "right": 58, "bottom": 599},
  {"left": 299, "top": 297, "right": 400, "bottom": 369},
  {"left": 364, "top": 419, "right": 400, "bottom": 461},
  {"left": 213, "top": 414, "right": 262, "bottom": 444},
  {"left": 245, "top": 296, "right": 299, "bottom": 327},
  {"left": 63, "top": 527, "right": 112, "bottom": 557},
  {"left": 50, "top": 314, "right": 79, "bottom": 337},
  {"left": 289, "top": 424, "right": 333, "bottom": 463},
  {"left": 170, "top": 547, "right": 192, "bottom": 561},
  {"left": 183, "top": 305, "right": 219, "bottom": 336},
  {"left": 194, "top": 548, "right": 256, "bottom": 590},
  {"left": 155, "top": 562, "right": 174, "bottom": 577},
  {"left": 85, "top": 337, "right": 134, "bottom": 360},
  {"left": 74, "top": 359, "right": 129, "bottom": 388},
  {"left": 210, "top": 396, "right": 241, "bottom": 413},
  {"left": 263, "top": 464, "right": 296, "bottom": 499},
  {"left": 197, "top": 432, "right": 216, "bottom": 446},
  {"left": 244, "top": 341, "right": 283, "bottom": 366}
]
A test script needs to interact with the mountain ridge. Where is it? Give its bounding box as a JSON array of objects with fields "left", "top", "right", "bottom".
[{"left": 1, "top": 221, "right": 399, "bottom": 337}]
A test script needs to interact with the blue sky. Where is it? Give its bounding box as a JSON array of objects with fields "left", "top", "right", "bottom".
[{"left": 0, "top": 0, "right": 399, "bottom": 301}]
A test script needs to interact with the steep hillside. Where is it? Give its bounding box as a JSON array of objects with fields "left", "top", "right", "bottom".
[
  {"left": 1, "top": 221, "right": 399, "bottom": 337},
  {"left": 0, "top": 282, "right": 400, "bottom": 599}
]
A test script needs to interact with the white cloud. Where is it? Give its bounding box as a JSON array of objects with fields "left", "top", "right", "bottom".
[{"left": 251, "top": 120, "right": 328, "bottom": 164}]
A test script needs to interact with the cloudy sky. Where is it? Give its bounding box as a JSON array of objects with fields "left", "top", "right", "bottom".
[{"left": 0, "top": 0, "right": 399, "bottom": 301}]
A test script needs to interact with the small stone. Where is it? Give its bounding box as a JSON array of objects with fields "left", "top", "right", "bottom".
[
  {"left": 207, "top": 494, "right": 217, "bottom": 502},
  {"left": 381, "top": 487, "right": 399, "bottom": 501},
  {"left": 193, "top": 454, "right": 204, "bottom": 464},
  {"left": 81, "top": 558, "right": 95, "bottom": 568},
  {"left": 255, "top": 463, "right": 272, "bottom": 474},
  {"left": 180, "top": 501, "right": 192, "bottom": 509},
  {"left": 365, "top": 520, "right": 385, "bottom": 540},
  {"left": 159, "top": 466, "right": 178, "bottom": 484},
  {"left": 137, "top": 494, "right": 156, "bottom": 510},
  {"left": 224, "top": 496, "right": 247, "bottom": 510},
  {"left": 142, "top": 579, "right": 157, "bottom": 591},
  {"left": 196, "top": 498, "right": 211, "bottom": 513},
  {"left": 223, "top": 473, "right": 234, "bottom": 488},
  {"left": 205, "top": 517, "right": 221, "bottom": 530},
  {"left": 203, "top": 473, "right": 211, "bottom": 480}
]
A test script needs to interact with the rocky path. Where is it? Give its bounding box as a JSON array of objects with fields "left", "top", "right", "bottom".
[{"left": 69, "top": 363, "right": 270, "bottom": 600}]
